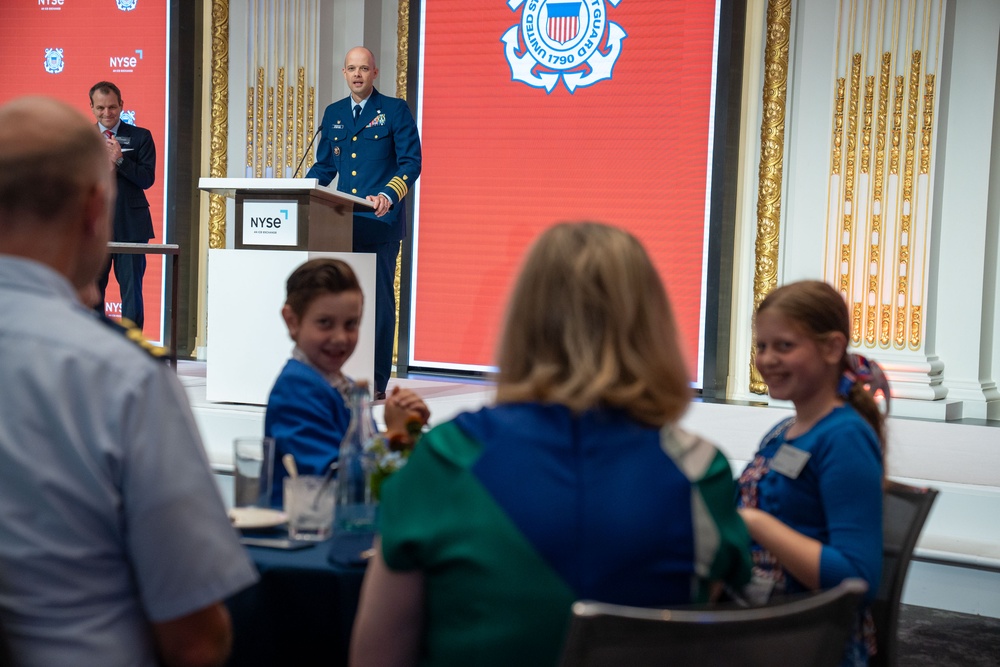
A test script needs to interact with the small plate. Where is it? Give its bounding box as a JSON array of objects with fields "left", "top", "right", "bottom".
[{"left": 228, "top": 507, "right": 287, "bottom": 529}]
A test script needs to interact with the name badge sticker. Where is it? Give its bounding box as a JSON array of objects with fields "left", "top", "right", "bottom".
[
  {"left": 742, "top": 573, "right": 778, "bottom": 606},
  {"left": 769, "top": 443, "right": 811, "bottom": 479}
]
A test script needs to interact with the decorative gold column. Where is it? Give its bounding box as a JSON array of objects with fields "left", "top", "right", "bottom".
[
  {"left": 750, "top": 0, "right": 792, "bottom": 394},
  {"left": 209, "top": 0, "right": 320, "bottom": 249},
  {"left": 208, "top": 0, "right": 229, "bottom": 249},
  {"left": 826, "top": 1, "right": 942, "bottom": 359},
  {"left": 392, "top": 0, "right": 411, "bottom": 369}
]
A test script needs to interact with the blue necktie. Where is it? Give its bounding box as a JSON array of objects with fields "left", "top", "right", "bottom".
[{"left": 354, "top": 104, "right": 362, "bottom": 123}]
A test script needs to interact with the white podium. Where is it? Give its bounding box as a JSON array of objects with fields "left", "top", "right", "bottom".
[
  {"left": 199, "top": 177, "right": 373, "bottom": 250},
  {"left": 200, "top": 179, "right": 377, "bottom": 405}
]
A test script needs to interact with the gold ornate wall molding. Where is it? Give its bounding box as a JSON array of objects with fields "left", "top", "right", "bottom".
[
  {"left": 396, "top": 0, "right": 410, "bottom": 102},
  {"left": 208, "top": 0, "right": 319, "bottom": 250},
  {"left": 749, "top": 0, "right": 791, "bottom": 394},
  {"left": 244, "top": 1, "right": 319, "bottom": 181},
  {"left": 208, "top": 0, "right": 230, "bottom": 250},
  {"left": 392, "top": 0, "right": 411, "bottom": 368},
  {"left": 825, "top": 0, "right": 943, "bottom": 353}
]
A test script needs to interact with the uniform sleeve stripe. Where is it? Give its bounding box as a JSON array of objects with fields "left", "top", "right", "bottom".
[{"left": 386, "top": 177, "right": 408, "bottom": 199}]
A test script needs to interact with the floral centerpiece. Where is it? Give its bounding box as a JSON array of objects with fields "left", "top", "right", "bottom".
[{"left": 369, "top": 416, "right": 424, "bottom": 501}]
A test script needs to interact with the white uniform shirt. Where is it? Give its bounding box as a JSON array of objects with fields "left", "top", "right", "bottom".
[{"left": 0, "top": 256, "right": 258, "bottom": 666}]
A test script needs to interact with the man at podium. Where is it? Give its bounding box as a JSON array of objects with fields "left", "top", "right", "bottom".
[{"left": 307, "top": 46, "right": 421, "bottom": 399}]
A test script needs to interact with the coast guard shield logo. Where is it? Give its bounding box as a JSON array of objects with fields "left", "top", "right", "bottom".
[
  {"left": 546, "top": 3, "right": 579, "bottom": 44},
  {"left": 120, "top": 110, "right": 137, "bottom": 126},
  {"left": 502, "top": 0, "right": 626, "bottom": 94},
  {"left": 117, "top": 0, "right": 138, "bottom": 10},
  {"left": 44, "top": 48, "right": 64, "bottom": 74}
]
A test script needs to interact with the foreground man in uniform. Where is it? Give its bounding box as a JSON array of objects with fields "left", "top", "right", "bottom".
[{"left": 0, "top": 96, "right": 258, "bottom": 667}]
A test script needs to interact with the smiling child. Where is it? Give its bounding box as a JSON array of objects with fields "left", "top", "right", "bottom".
[{"left": 264, "top": 258, "right": 428, "bottom": 506}]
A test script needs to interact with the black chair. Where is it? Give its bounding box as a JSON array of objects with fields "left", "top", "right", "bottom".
[
  {"left": 0, "top": 616, "right": 11, "bottom": 667},
  {"left": 871, "top": 480, "right": 938, "bottom": 667},
  {"left": 558, "top": 578, "right": 868, "bottom": 667}
]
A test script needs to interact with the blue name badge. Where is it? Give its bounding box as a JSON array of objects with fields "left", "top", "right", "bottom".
[{"left": 769, "top": 443, "right": 811, "bottom": 479}]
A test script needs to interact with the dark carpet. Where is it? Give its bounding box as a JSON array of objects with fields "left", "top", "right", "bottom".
[{"left": 897, "top": 604, "right": 1000, "bottom": 666}]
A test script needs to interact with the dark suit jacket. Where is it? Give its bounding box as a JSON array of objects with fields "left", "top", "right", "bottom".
[
  {"left": 107, "top": 122, "right": 156, "bottom": 242},
  {"left": 306, "top": 88, "right": 421, "bottom": 245}
]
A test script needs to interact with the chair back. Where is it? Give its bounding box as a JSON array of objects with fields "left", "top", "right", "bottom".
[
  {"left": 0, "top": 615, "right": 11, "bottom": 667},
  {"left": 871, "top": 480, "right": 938, "bottom": 667},
  {"left": 558, "top": 578, "right": 868, "bottom": 667}
]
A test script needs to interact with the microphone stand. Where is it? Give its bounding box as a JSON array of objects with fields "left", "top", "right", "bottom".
[{"left": 292, "top": 127, "right": 322, "bottom": 178}]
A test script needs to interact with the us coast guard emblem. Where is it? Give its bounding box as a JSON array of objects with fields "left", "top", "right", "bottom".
[
  {"left": 44, "top": 48, "right": 65, "bottom": 74},
  {"left": 502, "top": 0, "right": 626, "bottom": 94}
]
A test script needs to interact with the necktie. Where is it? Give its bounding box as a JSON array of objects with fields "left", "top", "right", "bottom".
[
  {"left": 353, "top": 104, "right": 362, "bottom": 123},
  {"left": 104, "top": 130, "right": 114, "bottom": 140}
]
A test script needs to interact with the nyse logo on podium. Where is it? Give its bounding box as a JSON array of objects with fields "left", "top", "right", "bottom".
[{"left": 243, "top": 201, "right": 298, "bottom": 246}]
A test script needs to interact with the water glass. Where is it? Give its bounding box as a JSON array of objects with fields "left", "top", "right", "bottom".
[
  {"left": 233, "top": 436, "right": 275, "bottom": 508},
  {"left": 284, "top": 475, "right": 336, "bottom": 541}
]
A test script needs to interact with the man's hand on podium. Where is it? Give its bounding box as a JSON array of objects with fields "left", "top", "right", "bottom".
[{"left": 367, "top": 193, "right": 391, "bottom": 217}]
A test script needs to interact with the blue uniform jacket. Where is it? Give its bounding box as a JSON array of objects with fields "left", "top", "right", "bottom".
[{"left": 306, "top": 88, "right": 421, "bottom": 245}]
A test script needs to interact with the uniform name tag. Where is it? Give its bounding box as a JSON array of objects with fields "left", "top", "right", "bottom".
[
  {"left": 117, "top": 136, "right": 131, "bottom": 146},
  {"left": 769, "top": 443, "right": 811, "bottom": 479}
]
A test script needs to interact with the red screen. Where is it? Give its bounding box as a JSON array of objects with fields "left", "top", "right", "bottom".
[
  {"left": 411, "top": 0, "right": 718, "bottom": 383},
  {"left": 0, "top": 0, "right": 167, "bottom": 343}
]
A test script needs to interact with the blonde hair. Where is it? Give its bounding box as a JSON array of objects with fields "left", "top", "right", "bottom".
[{"left": 495, "top": 222, "right": 691, "bottom": 426}]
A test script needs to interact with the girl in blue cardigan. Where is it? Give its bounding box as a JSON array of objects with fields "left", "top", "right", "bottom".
[{"left": 738, "top": 280, "right": 889, "bottom": 666}]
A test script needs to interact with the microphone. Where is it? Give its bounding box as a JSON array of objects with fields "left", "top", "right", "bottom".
[{"left": 292, "top": 126, "right": 322, "bottom": 178}]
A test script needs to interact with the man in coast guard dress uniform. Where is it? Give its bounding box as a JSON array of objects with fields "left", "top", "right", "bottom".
[
  {"left": 307, "top": 46, "right": 421, "bottom": 399},
  {"left": 90, "top": 80, "right": 156, "bottom": 329}
]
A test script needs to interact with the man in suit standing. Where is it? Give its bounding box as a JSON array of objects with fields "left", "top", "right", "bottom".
[
  {"left": 307, "top": 47, "right": 422, "bottom": 399},
  {"left": 90, "top": 81, "right": 155, "bottom": 329}
]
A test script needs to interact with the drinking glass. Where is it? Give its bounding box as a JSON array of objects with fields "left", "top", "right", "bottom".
[
  {"left": 233, "top": 436, "right": 275, "bottom": 508},
  {"left": 284, "top": 475, "right": 336, "bottom": 541}
]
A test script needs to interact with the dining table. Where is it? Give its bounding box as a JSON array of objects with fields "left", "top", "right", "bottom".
[{"left": 225, "top": 530, "right": 374, "bottom": 667}]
